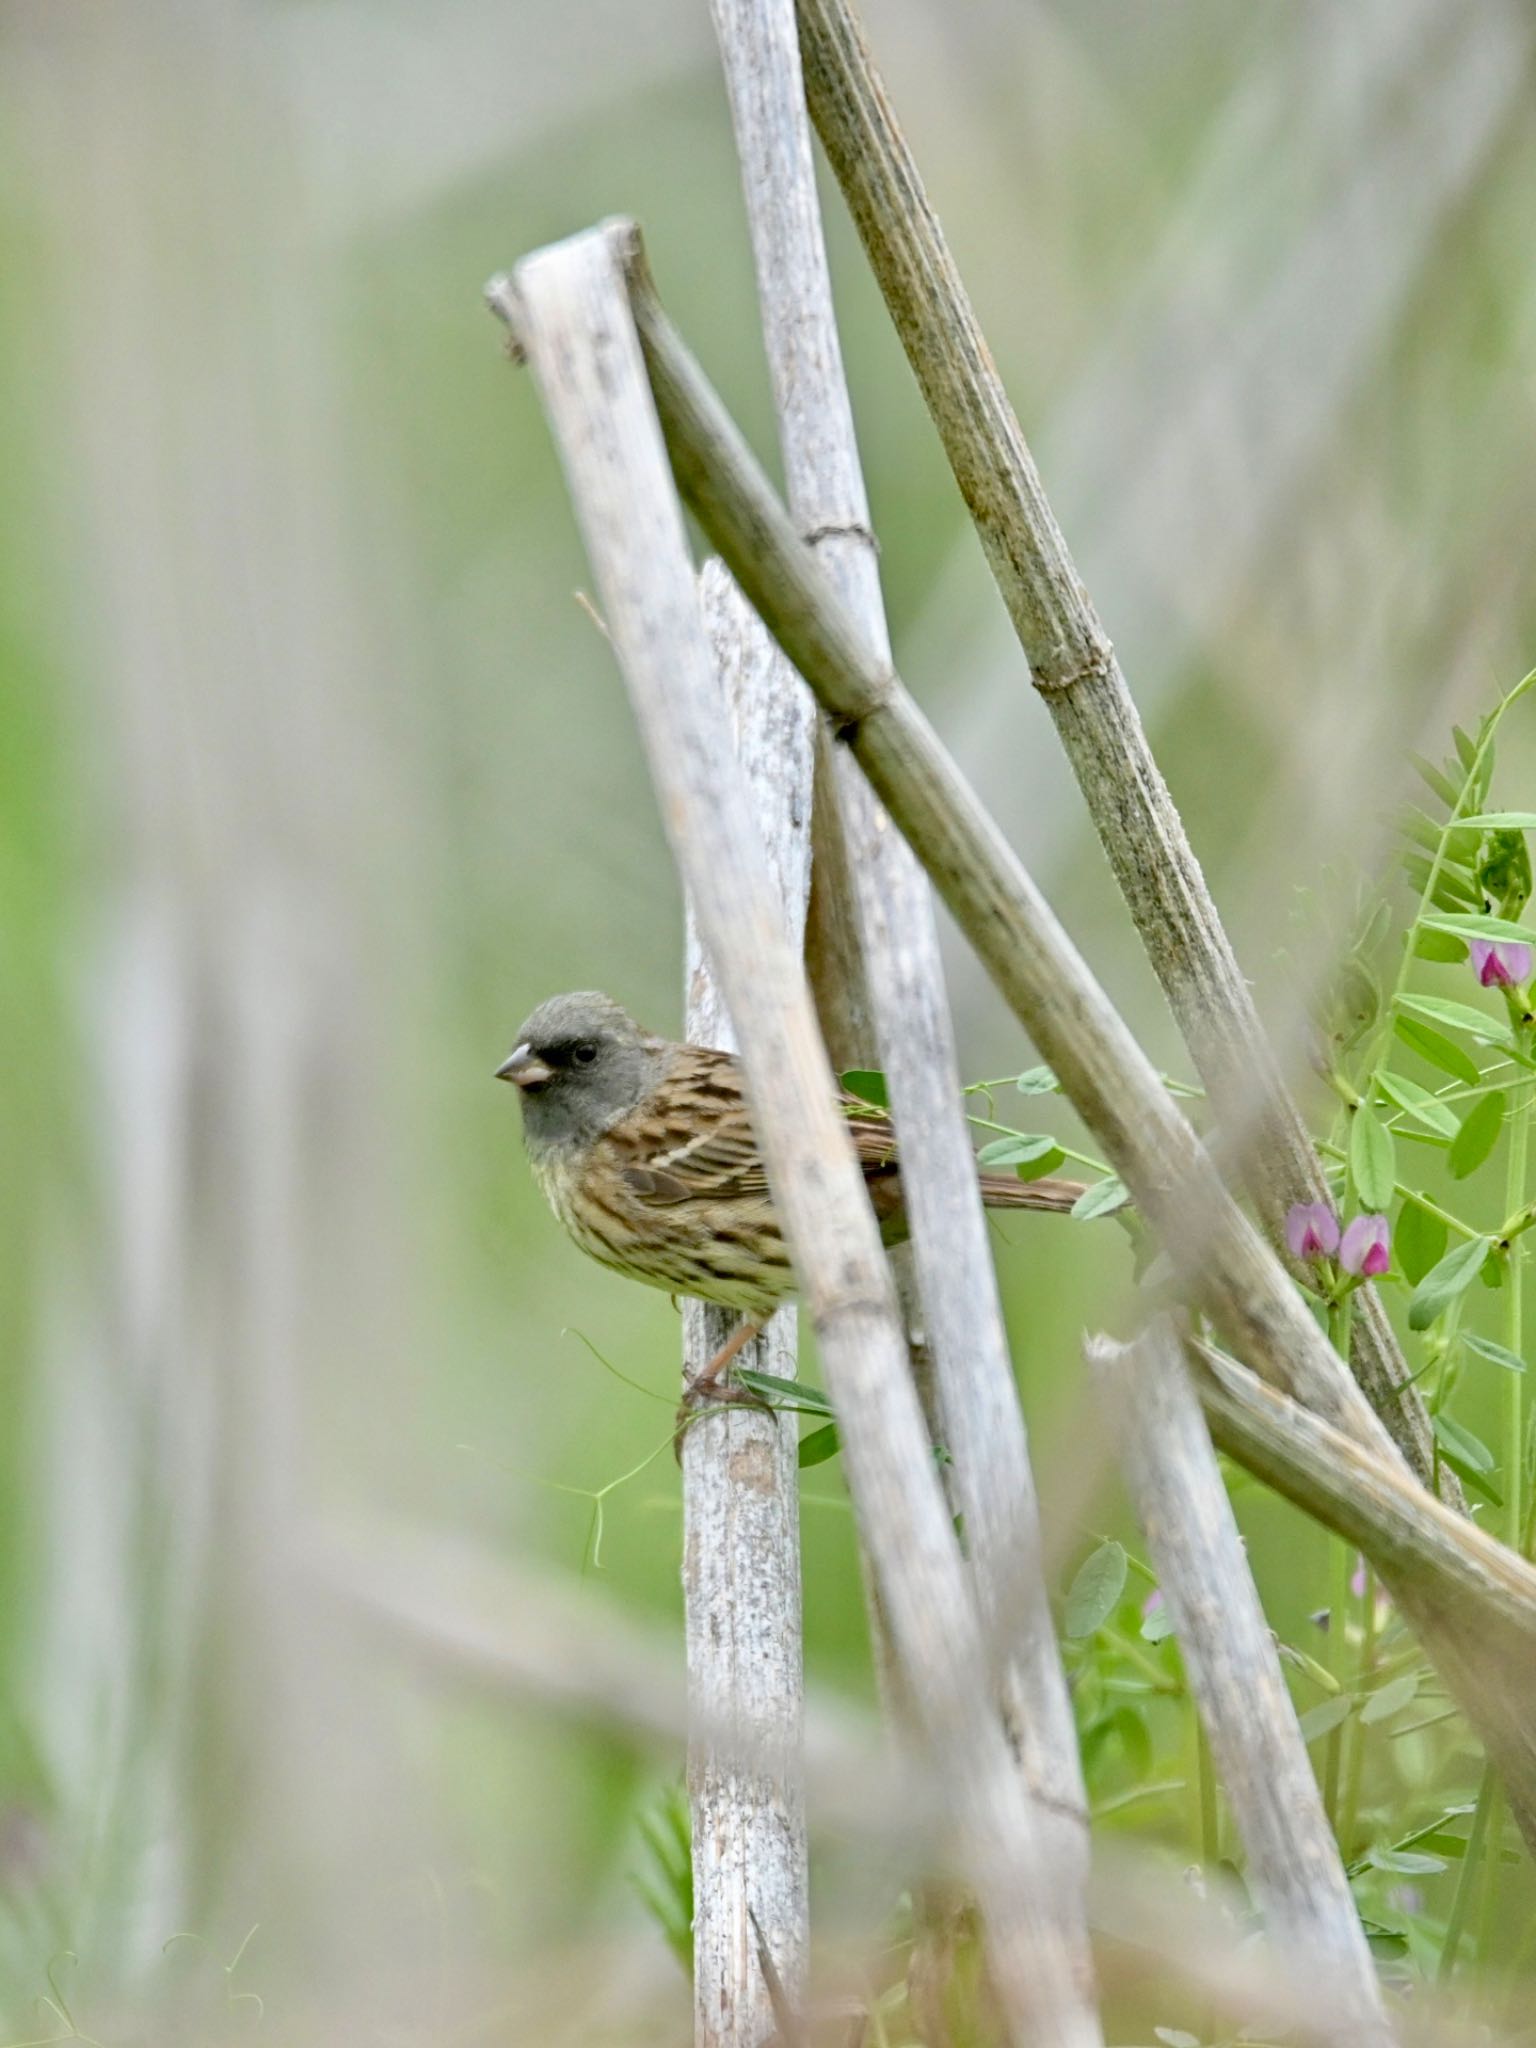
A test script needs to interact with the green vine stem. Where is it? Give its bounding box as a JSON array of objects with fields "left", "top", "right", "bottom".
[
  {"left": 1504, "top": 1059, "right": 1531, "bottom": 1555},
  {"left": 1334, "top": 671, "right": 1536, "bottom": 1207},
  {"left": 1438, "top": 987, "right": 1534, "bottom": 1980},
  {"left": 1439, "top": 1770, "right": 1496, "bottom": 1984},
  {"left": 1323, "top": 1295, "right": 1355, "bottom": 1826}
]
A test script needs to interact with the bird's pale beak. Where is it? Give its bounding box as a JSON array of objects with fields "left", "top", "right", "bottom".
[{"left": 495, "top": 1043, "right": 554, "bottom": 1089}]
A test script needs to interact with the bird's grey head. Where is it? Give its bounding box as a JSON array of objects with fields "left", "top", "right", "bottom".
[{"left": 496, "top": 991, "right": 665, "bottom": 1151}]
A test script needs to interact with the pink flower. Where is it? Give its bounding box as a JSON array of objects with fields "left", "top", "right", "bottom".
[
  {"left": 1349, "top": 1556, "right": 1392, "bottom": 1619},
  {"left": 1285, "top": 1201, "right": 1341, "bottom": 1261},
  {"left": 1470, "top": 938, "right": 1532, "bottom": 988},
  {"left": 1142, "top": 1588, "right": 1164, "bottom": 1618},
  {"left": 1339, "top": 1213, "right": 1391, "bottom": 1278}
]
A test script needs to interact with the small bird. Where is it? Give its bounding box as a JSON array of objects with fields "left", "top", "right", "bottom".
[{"left": 497, "top": 990, "right": 1084, "bottom": 1395}]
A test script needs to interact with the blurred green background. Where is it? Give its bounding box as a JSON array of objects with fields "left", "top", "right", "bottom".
[{"left": 4, "top": 0, "right": 1536, "bottom": 2037}]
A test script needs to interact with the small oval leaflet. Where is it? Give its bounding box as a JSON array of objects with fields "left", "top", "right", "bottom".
[
  {"left": 1395, "top": 1197, "right": 1447, "bottom": 1286},
  {"left": 1432, "top": 1410, "right": 1496, "bottom": 1474},
  {"left": 1422, "top": 909, "right": 1536, "bottom": 947},
  {"left": 1407, "top": 1233, "right": 1492, "bottom": 1331},
  {"left": 797, "top": 1424, "right": 840, "bottom": 1469},
  {"left": 1071, "top": 1175, "right": 1130, "bottom": 1222},
  {"left": 1366, "top": 1845, "right": 1449, "bottom": 1876},
  {"left": 1414, "top": 928, "right": 1469, "bottom": 964},
  {"left": 1463, "top": 1332, "right": 1527, "bottom": 1374},
  {"left": 1350, "top": 1103, "right": 1396, "bottom": 1211},
  {"left": 1448, "top": 1090, "right": 1505, "bottom": 1180},
  {"left": 1359, "top": 1672, "right": 1419, "bottom": 1726},
  {"left": 1298, "top": 1695, "right": 1354, "bottom": 1744},
  {"left": 1063, "top": 1539, "right": 1127, "bottom": 1638},
  {"left": 977, "top": 1132, "right": 1060, "bottom": 1168},
  {"left": 1375, "top": 1070, "right": 1459, "bottom": 1139},
  {"left": 1015, "top": 1064, "right": 1059, "bottom": 1095},
  {"left": 1398, "top": 993, "right": 1514, "bottom": 1049},
  {"left": 1393, "top": 1013, "right": 1481, "bottom": 1087}
]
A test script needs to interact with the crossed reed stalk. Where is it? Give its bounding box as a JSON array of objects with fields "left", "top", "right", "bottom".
[{"left": 483, "top": 3, "right": 1536, "bottom": 2041}]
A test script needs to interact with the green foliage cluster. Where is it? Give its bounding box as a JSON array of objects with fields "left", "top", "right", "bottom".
[{"left": 628, "top": 680, "right": 1536, "bottom": 2038}]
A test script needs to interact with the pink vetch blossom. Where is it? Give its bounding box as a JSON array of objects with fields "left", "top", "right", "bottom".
[
  {"left": 1349, "top": 1556, "right": 1392, "bottom": 1620},
  {"left": 1470, "top": 937, "right": 1533, "bottom": 988},
  {"left": 1339, "top": 1213, "right": 1391, "bottom": 1279},
  {"left": 1142, "top": 1588, "right": 1164, "bottom": 1619},
  {"left": 1285, "top": 1200, "right": 1341, "bottom": 1261}
]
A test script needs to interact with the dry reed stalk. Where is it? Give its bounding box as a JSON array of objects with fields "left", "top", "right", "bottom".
[
  {"left": 575, "top": 229, "right": 1536, "bottom": 1846},
  {"left": 706, "top": 0, "right": 1092, "bottom": 1953},
  {"left": 493, "top": 225, "right": 1103, "bottom": 2048},
  {"left": 793, "top": 0, "right": 1443, "bottom": 1497},
  {"left": 1088, "top": 1322, "right": 1394, "bottom": 2047},
  {"left": 681, "top": 563, "right": 812, "bottom": 2045}
]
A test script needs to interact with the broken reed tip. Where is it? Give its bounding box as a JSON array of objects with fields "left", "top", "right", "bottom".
[{"left": 483, "top": 273, "right": 527, "bottom": 364}]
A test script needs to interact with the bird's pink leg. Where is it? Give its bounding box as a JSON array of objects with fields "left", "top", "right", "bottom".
[
  {"left": 674, "top": 1319, "right": 776, "bottom": 1458},
  {"left": 684, "top": 1317, "right": 762, "bottom": 1399}
]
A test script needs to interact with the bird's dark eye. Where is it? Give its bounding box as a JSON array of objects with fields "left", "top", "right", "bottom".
[{"left": 572, "top": 1041, "right": 599, "bottom": 1066}]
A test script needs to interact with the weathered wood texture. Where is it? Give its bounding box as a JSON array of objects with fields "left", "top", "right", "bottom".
[
  {"left": 1088, "top": 1324, "right": 1394, "bottom": 2047},
  {"left": 681, "top": 563, "right": 812, "bottom": 2047},
  {"left": 793, "top": 0, "right": 1441, "bottom": 1499},
  {"left": 601, "top": 243, "right": 1536, "bottom": 1849},
  {"left": 707, "top": 0, "right": 1092, "bottom": 1924},
  {"left": 1190, "top": 1338, "right": 1536, "bottom": 1644},
  {"left": 495, "top": 226, "right": 1101, "bottom": 2048}
]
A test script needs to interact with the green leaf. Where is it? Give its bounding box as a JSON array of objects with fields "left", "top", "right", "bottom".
[
  {"left": 977, "top": 1132, "right": 1060, "bottom": 1168},
  {"left": 1457, "top": 812, "right": 1536, "bottom": 829},
  {"left": 1448, "top": 1090, "right": 1505, "bottom": 1179},
  {"left": 1422, "top": 910, "right": 1536, "bottom": 946},
  {"left": 1140, "top": 1602, "right": 1174, "bottom": 1644},
  {"left": 1350, "top": 1105, "right": 1396, "bottom": 1210},
  {"left": 1411, "top": 752, "right": 1461, "bottom": 809},
  {"left": 1070, "top": 1176, "right": 1131, "bottom": 1222},
  {"left": 1393, "top": 1014, "right": 1481, "bottom": 1086},
  {"left": 1359, "top": 1673, "right": 1419, "bottom": 1726},
  {"left": 1367, "top": 1845, "right": 1449, "bottom": 1876},
  {"left": 1463, "top": 1332, "right": 1527, "bottom": 1373},
  {"left": 1413, "top": 928, "right": 1469, "bottom": 964},
  {"left": 1063, "top": 1540, "right": 1127, "bottom": 1638},
  {"left": 840, "top": 1068, "right": 887, "bottom": 1107},
  {"left": 1395, "top": 1198, "right": 1447, "bottom": 1287},
  {"left": 1374, "top": 1071, "right": 1460, "bottom": 1139},
  {"left": 1433, "top": 1410, "right": 1496, "bottom": 1474},
  {"left": 1365, "top": 1929, "right": 1410, "bottom": 1959},
  {"left": 736, "top": 1369, "right": 835, "bottom": 1417},
  {"left": 797, "top": 1423, "right": 840, "bottom": 1468},
  {"left": 1452, "top": 724, "right": 1478, "bottom": 773},
  {"left": 1403, "top": 853, "right": 1480, "bottom": 908},
  {"left": 1440, "top": 1452, "right": 1503, "bottom": 1510},
  {"left": 1402, "top": 809, "right": 1446, "bottom": 856},
  {"left": 1397, "top": 994, "right": 1513, "bottom": 1048},
  {"left": 1298, "top": 1696, "right": 1354, "bottom": 1743},
  {"left": 1015, "top": 1064, "right": 1059, "bottom": 1095},
  {"left": 1014, "top": 1145, "right": 1066, "bottom": 1182},
  {"left": 1407, "top": 1234, "right": 1492, "bottom": 1329}
]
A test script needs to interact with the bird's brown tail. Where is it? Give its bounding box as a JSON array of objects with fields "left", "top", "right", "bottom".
[{"left": 978, "top": 1173, "right": 1087, "bottom": 1214}]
